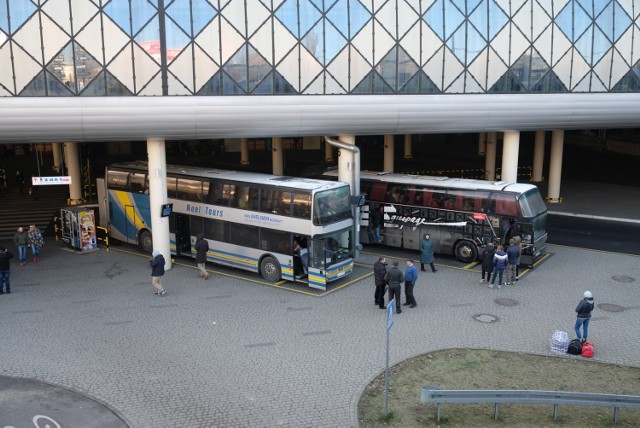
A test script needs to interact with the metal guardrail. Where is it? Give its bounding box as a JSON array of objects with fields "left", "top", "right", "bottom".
[{"left": 421, "top": 388, "right": 640, "bottom": 424}]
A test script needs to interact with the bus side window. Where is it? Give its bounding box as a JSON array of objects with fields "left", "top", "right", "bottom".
[
  {"left": 130, "top": 172, "right": 147, "bottom": 194},
  {"left": 177, "top": 178, "right": 203, "bottom": 202},
  {"left": 293, "top": 192, "right": 311, "bottom": 218},
  {"left": 279, "top": 192, "right": 292, "bottom": 216},
  {"left": 369, "top": 182, "right": 387, "bottom": 202},
  {"left": 206, "top": 181, "right": 224, "bottom": 205},
  {"left": 166, "top": 177, "right": 177, "bottom": 198},
  {"left": 492, "top": 194, "right": 518, "bottom": 216},
  {"left": 107, "top": 170, "right": 129, "bottom": 191},
  {"left": 233, "top": 186, "right": 250, "bottom": 209}
]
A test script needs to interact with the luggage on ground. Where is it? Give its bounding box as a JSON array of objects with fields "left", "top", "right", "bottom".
[
  {"left": 567, "top": 338, "right": 582, "bottom": 355},
  {"left": 550, "top": 330, "right": 569, "bottom": 355},
  {"left": 581, "top": 341, "right": 594, "bottom": 358}
]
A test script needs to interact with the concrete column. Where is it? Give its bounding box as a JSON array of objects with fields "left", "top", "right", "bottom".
[
  {"left": 334, "top": 135, "right": 361, "bottom": 257},
  {"left": 240, "top": 138, "right": 249, "bottom": 165},
  {"left": 272, "top": 137, "right": 283, "bottom": 175},
  {"left": 547, "top": 130, "right": 564, "bottom": 203},
  {"left": 501, "top": 131, "right": 520, "bottom": 183},
  {"left": 383, "top": 134, "right": 394, "bottom": 172},
  {"left": 484, "top": 132, "right": 497, "bottom": 181},
  {"left": 147, "top": 138, "right": 172, "bottom": 270},
  {"left": 532, "top": 131, "right": 546, "bottom": 182},
  {"left": 52, "top": 143, "right": 62, "bottom": 173},
  {"left": 403, "top": 134, "right": 413, "bottom": 159},
  {"left": 324, "top": 138, "right": 334, "bottom": 161},
  {"left": 63, "top": 142, "right": 82, "bottom": 205},
  {"left": 478, "top": 133, "right": 486, "bottom": 155},
  {"left": 337, "top": 135, "right": 355, "bottom": 187}
]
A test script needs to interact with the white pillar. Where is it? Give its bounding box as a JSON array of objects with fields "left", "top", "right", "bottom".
[
  {"left": 324, "top": 138, "right": 334, "bottom": 161},
  {"left": 52, "top": 143, "right": 62, "bottom": 173},
  {"left": 532, "top": 131, "right": 546, "bottom": 182},
  {"left": 484, "top": 132, "right": 497, "bottom": 181},
  {"left": 63, "top": 142, "right": 82, "bottom": 205},
  {"left": 383, "top": 134, "right": 394, "bottom": 172},
  {"left": 240, "top": 138, "right": 249, "bottom": 165},
  {"left": 272, "top": 137, "right": 283, "bottom": 175},
  {"left": 478, "top": 133, "right": 486, "bottom": 155},
  {"left": 547, "top": 130, "right": 564, "bottom": 203},
  {"left": 337, "top": 135, "right": 355, "bottom": 187},
  {"left": 147, "top": 138, "right": 172, "bottom": 270},
  {"left": 501, "top": 131, "right": 520, "bottom": 183},
  {"left": 403, "top": 134, "right": 412, "bottom": 159}
]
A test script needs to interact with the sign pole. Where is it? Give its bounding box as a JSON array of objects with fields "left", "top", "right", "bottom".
[{"left": 384, "top": 298, "right": 394, "bottom": 416}]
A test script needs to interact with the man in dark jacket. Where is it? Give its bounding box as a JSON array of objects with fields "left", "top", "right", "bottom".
[
  {"left": 194, "top": 233, "right": 210, "bottom": 280},
  {"left": 13, "top": 226, "right": 29, "bottom": 265},
  {"left": 384, "top": 260, "right": 404, "bottom": 314},
  {"left": 149, "top": 250, "right": 166, "bottom": 296},
  {"left": 479, "top": 242, "right": 496, "bottom": 284},
  {"left": 0, "top": 245, "right": 14, "bottom": 294},
  {"left": 505, "top": 238, "right": 520, "bottom": 285},
  {"left": 575, "top": 291, "right": 595, "bottom": 343},
  {"left": 373, "top": 256, "right": 387, "bottom": 309}
]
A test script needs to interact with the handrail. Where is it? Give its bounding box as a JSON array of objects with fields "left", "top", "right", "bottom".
[{"left": 421, "top": 388, "right": 640, "bottom": 424}]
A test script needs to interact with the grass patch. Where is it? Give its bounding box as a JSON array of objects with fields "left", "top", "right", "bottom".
[{"left": 358, "top": 349, "right": 640, "bottom": 427}]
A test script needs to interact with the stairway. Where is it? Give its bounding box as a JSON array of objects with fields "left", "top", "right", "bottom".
[{"left": 0, "top": 185, "right": 70, "bottom": 243}]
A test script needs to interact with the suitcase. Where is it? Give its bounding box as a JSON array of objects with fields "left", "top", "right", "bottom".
[{"left": 550, "top": 330, "right": 569, "bottom": 355}]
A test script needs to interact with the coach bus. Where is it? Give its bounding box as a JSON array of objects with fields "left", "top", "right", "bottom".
[
  {"left": 97, "top": 162, "right": 354, "bottom": 290},
  {"left": 323, "top": 170, "right": 547, "bottom": 267}
]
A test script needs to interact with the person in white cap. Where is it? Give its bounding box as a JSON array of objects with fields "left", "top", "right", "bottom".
[
  {"left": 149, "top": 250, "right": 166, "bottom": 296},
  {"left": 575, "top": 291, "right": 594, "bottom": 343}
]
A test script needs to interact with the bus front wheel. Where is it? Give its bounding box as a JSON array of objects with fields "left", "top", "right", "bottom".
[
  {"left": 139, "top": 230, "right": 153, "bottom": 254},
  {"left": 260, "top": 256, "right": 281, "bottom": 283},
  {"left": 454, "top": 240, "right": 477, "bottom": 263}
]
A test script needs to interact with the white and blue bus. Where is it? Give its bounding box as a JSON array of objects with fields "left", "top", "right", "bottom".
[
  {"left": 97, "top": 162, "right": 354, "bottom": 289},
  {"left": 324, "top": 170, "right": 547, "bottom": 267}
]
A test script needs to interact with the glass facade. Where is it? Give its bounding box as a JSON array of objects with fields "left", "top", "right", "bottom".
[{"left": 0, "top": 0, "right": 639, "bottom": 97}]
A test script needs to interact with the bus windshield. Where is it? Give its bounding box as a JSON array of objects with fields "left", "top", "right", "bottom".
[
  {"left": 310, "top": 228, "right": 352, "bottom": 268},
  {"left": 519, "top": 188, "right": 547, "bottom": 217},
  {"left": 313, "top": 186, "right": 351, "bottom": 225}
]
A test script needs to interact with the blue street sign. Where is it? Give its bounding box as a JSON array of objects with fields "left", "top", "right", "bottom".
[{"left": 386, "top": 299, "right": 394, "bottom": 331}]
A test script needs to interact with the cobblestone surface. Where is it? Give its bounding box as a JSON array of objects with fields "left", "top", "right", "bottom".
[{"left": 0, "top": 242, "right": 638, "bottom": 427}]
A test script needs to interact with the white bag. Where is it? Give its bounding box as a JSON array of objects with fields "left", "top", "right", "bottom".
[{"left": 550, "top": 330, "right": 569, "bottom": 355}]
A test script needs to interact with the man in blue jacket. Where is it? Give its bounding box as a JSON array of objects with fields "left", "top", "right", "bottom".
[
  {"left": 149, "top": 250, "right": 166, "bottom": 296},
  {"left": 403, "top": 259, "right": 419, "bottom": 308}
]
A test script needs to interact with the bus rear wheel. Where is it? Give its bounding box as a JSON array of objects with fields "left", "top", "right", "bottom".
[
  {"left": 454, "top": 240, "right": 477, "bottom": 263},
  {"left": 260, "top": 256, "right": 281, "bottom": 283},
  {"left": 139, "top": 230, "right": 153, "bottom": 254}
]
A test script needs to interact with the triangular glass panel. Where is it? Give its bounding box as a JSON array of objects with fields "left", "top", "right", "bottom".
[
  {"left": 419, "top": 71, "right": 441, "bottom": 94},
  {"left": 299, "top": 0, "right": 322, "bottom": 38},
  {"left": 192, "top": 0, "right": 217, "bottom": 36},
  {"left": 74, "top": 42, "right": 103, "bottom": 92},
  {"left": 224, "top": 46, "right": 248, "bottom": 91},
  {"left": 348, "top": 0, "right": 370, "bottom": 38},
  {"left": 556, "top": 1, "right": 590, "bottom": 42},
  {"left": 274, "top": 70, "right": 297, "bottom": 94},
  {"left": 197, "top": 72, "right": 223, "bottom": 95},
  {"left": 164, "top": 18, "right": 191, "bottom": 61},
  {"left": 251, "top": 71, "right": 274, "bottom": 94},
  {"left": 591, "top": 26, "right": 611, "bottom": 65},
  {"left": 352, "top": 71, "right": 374, "bottom": 93},
  {"left": 222, "top": 71, "right": 246, "bottom": 94},
  {"left": 611, "top": 1, "right": 632, "bottom": 42},
  {"left": 443, "top": 0, "right": 465, "bottom": 40},
  {"left": 247, "top": 45, "right": 270, "bottom": 92},
  {"left": 131, "top": 1, "right": 157, "bottom": 36},
  {"left": 528, "top": 48, "right": 551, "bottom": 88},
  {"left": 309, "top": 0, "right": 324, "bottom": 11},
  {"left": 135, "top": 17, "right": 161, "bottom": 64},
  {"left": 424, "top": 0, "right": 445, "bottom": 40},
  {"left": 611, "top": 70, "right": 640, "bottom": 92},
  {"left": 530, "top": 70, "right": 568, "bottom": 92},
  {"left": 397, "top": 47, "right": 419, "bottom": 91},
  {"left": 488, "top": 0, "right": 509, "bottom": 41},
  {"left": 324, "top": 19, "right": 347, "bottom": 65},
  {"left": 0, "top": 2, "right": 8, "bottom": 34},
  {"left": 166, "top": 0, "right": 192, "bottom": 35},
  {"left": 104, "top": 0, "right": 133, "bottom": 35},
  {"left": 327, "top": 0, "right": 348, "bottom": 38},
  {"left": 399, "top": 72, "right": 420, "bottom": 93},
  {"left": 275, "top": 0, "right": 301, "bottom": 37},
  {"left": 488, "top": 72, "right": 526, "bottom": 92},
  {"left": 465, "top": 26, "right": 486, "bottom": 64},
  {"left": 302, "top": 21, "right": 324, "bottom": 64},
  {"left": 81, "top": 71, "right": 107, "bottom": 95},
  {"left": 45, "top": 71, "right": 74, "bottom": 96},
  {"left": 105, "top": 70, "right": 133, "bottom": 95},
  {"left": 511, "top": 47, "right": 532, "bottom": 89},
  {"left": 5, "top": 1, "right": 36, "bottom": 34},
  {"left": 372, "top": 71, "right": 394, "bottom": 93},
  {"left": 47, "top": 43, "right": 76, "bottom": 93},
  {"left": 19, "top": 71, "right": 47, "bottom": 96},
  {"left": 376, "top": 46, "right": 396, "bottom": 90},
  {"left": 468, "top": 0, "right": 489, "bottom": 40},
  {"left": 446, "top": 25, "right": 466, "bottom": 63}
]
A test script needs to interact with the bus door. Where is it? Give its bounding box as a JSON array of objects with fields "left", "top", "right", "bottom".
[
  {"left": 174, "top": 214, "right": 191, "bottom": 255},
  {"left": 124, "top": 205, "right": 137, "bottom": 244}
]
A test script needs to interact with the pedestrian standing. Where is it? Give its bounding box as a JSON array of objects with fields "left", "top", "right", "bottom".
[
  {"left": 13, "top": 226, "right": 29, "bottom": 265},
  {"left": 479, "top": 242, "right": 495, "bottom": 284},
  {"left": 0, "top": 245, "right": 14, "bottom": 294},
  {"left": 489, "top": 245, "right": 508, "bottom": 289},
  {"left": 15, "top": 169, "right": 25, "bottom": 195},
  {"left": 27, "top": 224, "right": 44, "bottom": 263},
  {"left": 194, "top": 233, "right": 210, "bottom": 280},
  {"left": 419, "top": 233, "right": 437, "bottom": 272},
  {"left": 403, "top": 260, "right": 419, "bottom": 308},
  {"left": 369, "top": 204, "right": 382, "bottom": 243},
  {"left": 513, "top": 234, "right": 522, "bottom": 281},
  {"left": 505, "top": 238, "right": 520, "bottom": 285},
  {"left": 373, "top": 256, "right": 387, "bottom": 309},
  {"left": 149, "top": 250, "right": 166, "bottom": 296},
  {"left": 384, "top": 260, "right": 404, "bottom": 314},
  {"left": 575, "top": 291, "right": 595, "bottom": 343}
]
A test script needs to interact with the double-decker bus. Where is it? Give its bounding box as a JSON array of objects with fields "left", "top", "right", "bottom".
[
  {"left": 97, "top": 162, "right": 354, "bottom": 290},
  {"left": 324, "top": 170, "right": 547, "bottom": 267}
]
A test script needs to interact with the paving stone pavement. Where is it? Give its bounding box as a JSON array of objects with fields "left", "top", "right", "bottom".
[{"left": 0, "top": 241, "right": 639, "bottom": 427}]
